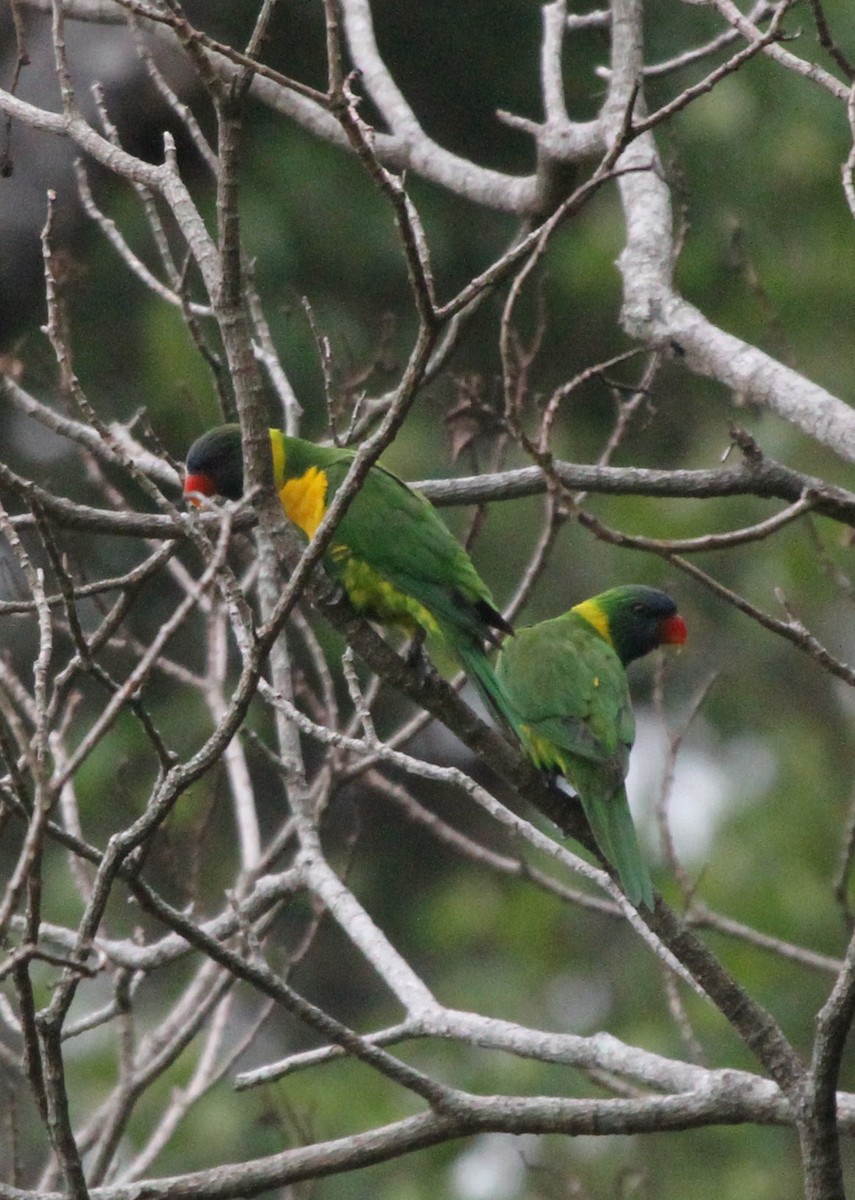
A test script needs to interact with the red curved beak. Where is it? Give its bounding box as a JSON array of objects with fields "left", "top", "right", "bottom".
[
  {"left": 660, "top": 613, "right": 687, "bottom": 646},
  {"left": 183, "top": 473, "right": 215, "bottom": 506}
]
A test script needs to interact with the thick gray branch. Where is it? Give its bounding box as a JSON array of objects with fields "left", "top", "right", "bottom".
[{"left": 607, "top": 0, "right": 855, "bottom": 462}]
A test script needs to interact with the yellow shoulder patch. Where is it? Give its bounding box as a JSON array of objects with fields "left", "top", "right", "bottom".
[
  {"left": 280, "top": 466, "right": 328, "bottom": 539},
  {"left": 571, "top": 598, "right": 612, "bottom": 646}
]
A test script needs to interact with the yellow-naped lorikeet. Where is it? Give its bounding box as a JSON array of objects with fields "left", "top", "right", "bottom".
[
  {"left": 496, "top": 586, "right": 687, "bottom": 908},
  {"left": 184, "top": 424, "right": 513, "bottom": 708}
]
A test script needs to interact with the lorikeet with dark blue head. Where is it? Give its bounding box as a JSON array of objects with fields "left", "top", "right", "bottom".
[
  {"left": 184, "top": 425, "right": 514, "bottom": 711},
  {"left": 496, "top": 586, "right": 687, "bottom": 908}
]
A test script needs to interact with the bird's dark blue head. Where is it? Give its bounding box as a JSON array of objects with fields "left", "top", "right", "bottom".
[
  {"left": 184, "top": 424, "right": 245, "bottom": 501},
  {"left": 574, "top": 585, "right": 687, "bottom": 666}
]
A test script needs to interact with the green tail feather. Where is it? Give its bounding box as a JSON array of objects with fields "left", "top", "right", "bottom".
[
  {"left": 452, "top": 638, "right": 515, "bottom": 731},
  {"left": 582, "top": 789, "right": 654, "bottom": 909}
]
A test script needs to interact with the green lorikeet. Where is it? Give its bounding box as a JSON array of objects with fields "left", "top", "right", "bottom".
[
  {"left": 496, "top": 586, "right": 687, "bottom": 908},
  {"left": 184, "top": 424, "right": 513, "bottom": 709}
]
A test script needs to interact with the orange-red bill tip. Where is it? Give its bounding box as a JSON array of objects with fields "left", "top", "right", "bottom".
[{"left": 660, "top": 613, "right": 687, "bottom": 646}]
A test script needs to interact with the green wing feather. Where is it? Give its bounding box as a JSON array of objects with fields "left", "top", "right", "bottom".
[
  {"left": 320, "top": 455, "right": 502, "bottom": 641},
  {"left": 496, "top": 612, "right": 653, "bottom": 908},
  {"left": 184, "top": 426, "right": 513, "bottom": 722},
  {"left": 283, "top": 436, "right": 514, "bottom": 720}
]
